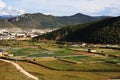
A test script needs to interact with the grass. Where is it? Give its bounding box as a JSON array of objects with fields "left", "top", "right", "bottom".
[
  {"left": 107, "top": 57, "right": 120, "bottom": 63},
  {"left": 0, "top": 40, "right": 33, "bottom": 47},
  {"left": 52, "top": 48, "right": 74, "bottom": 56},
  {"left": 63, "top": 56, "right": 120, "bottom": 64},
  {"left": 36, "top": 60, "right": 120, "bottom": 71},
  {"left": 0, "top": 60, "right": 33, "bottom": 80},
  {"left": 10, "top": 48, "right": 43, "bottom": 56},
  {"left": 28, "top": 47, "right": 75, "bottom": 57},
  {"left": 17, "top": 61, "right": 120, "bottom": 80},
  {"left": 63, "top": 56, "right": 108, "bottom": 62},
  {"left": 64, "top": 56, "right": 89, "bottom": 62},
  {"left": 68, "top": 47, "right": 88, "bottom": 51},
  {"left": 5, "top": 43, "right": 75, "bottom": 57},
  {"left": 96, "top": 48, "right": 120, "bottom": 55},
  {"left": 69, "top": 47, "right": 120, "bottom": 55}
]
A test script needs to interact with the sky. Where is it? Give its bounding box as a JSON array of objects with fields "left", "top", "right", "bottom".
[{"left": 0, "top": 0, "right": 120, "bottom": 16}]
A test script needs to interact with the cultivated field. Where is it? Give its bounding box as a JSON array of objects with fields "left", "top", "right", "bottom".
[
  {"left": 17, "top": 61, "right": 120, "bottom": 80},
  {"left": 36, "top": 60, "right": 120, "bottom": 71},
  {"left": 0, "top": 40, "right": 120, "bottom": 80},
  {"left": 0, "top": 60, "right": 33, "bottom": 80}
]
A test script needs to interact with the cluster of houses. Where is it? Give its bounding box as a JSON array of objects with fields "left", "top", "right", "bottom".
[{"left": 0, "top": 28, "right": 54, "bottom": 40}]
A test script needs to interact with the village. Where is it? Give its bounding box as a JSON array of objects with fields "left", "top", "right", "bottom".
[{"left": 0, "top": 28, "right": 54, "bottom": 40}]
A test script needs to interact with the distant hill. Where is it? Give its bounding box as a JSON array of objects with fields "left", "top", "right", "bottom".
[
  {"left": 0, "top": 19, "right": 18, "bottom": 28},
  {"left": 0, "top": 13, "right": 108, "bottom": 29},
  {"left": 34, "top": 16, "right": 120, "bottom": 44}
]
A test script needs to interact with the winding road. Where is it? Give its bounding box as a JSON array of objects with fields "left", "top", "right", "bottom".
[{"left": 0, "top": 59, "right": 40, "bottom": 80}]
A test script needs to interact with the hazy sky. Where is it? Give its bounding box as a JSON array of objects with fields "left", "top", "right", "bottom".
[{"left": 0, "top": 0, "right": 120, "bottom": 16}]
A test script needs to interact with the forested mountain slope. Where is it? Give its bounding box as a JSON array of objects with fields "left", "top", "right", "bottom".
[{"left": 35, "top": 16, "right": 120, "bottom": 44}]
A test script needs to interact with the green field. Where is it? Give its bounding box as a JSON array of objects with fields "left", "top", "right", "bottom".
[
  {"left": 8, "top": 46, "right": 75, "bottom": 57},
  {"left": 28, "top": 48, "right": 74, "bottom": 57},
  {"left": 63, "top": 56, "right": 89, "bottom": 62},
  {"left": 9, "top": 48, "right": 43, "bottom": 56},
  {"left": 63, "top": 56, "right": 108, "bottom": 62}
]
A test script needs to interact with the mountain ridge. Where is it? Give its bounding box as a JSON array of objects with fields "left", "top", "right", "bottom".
[
  {"left": 34, "top": 16, "right": 120, "bottom": 44},
  {"left": 0, "top": 13, "right": 109, "bottom": 29}
]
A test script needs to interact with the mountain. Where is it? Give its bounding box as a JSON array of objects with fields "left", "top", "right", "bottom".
[
  {"left": 34, "top": 16, "right": 120, "bottom": 44},
  {"left": 0, "top": 13, "right": 109, "bottom": 29},
  {"left": 0, "top": 19, "right": 18, "bottom": 28}
]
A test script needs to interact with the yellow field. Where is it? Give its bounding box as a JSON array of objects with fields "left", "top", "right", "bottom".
[
  {"left": 0, "top": 60, "right": 33, "bottom": 80},
  {"left": 17, "top": 61, "right": 120, "bottom": 80}
]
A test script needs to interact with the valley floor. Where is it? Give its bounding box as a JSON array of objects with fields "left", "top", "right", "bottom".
[{"left": 0, "top": 40, "right": 120, "bottom": 80}]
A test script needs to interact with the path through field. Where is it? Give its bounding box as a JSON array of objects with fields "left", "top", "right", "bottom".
[{"left": 0, "top": 59, "right": 40, "bottom": 80}]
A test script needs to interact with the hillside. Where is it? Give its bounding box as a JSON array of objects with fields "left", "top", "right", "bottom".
[
  {"left": 0, "top": 19, "right": 18, "bottom": 28},
  {"left": 34, "top": 16, "right": 120, "bottom": 44},
  {"left": 0, "top": 13, "right": 107, "bottom": 29}
]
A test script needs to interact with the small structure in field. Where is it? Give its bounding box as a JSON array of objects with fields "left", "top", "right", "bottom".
[
  {"left": 88, "top": 49, "right": 96, "bottom": 53},
  {"left": 8, "top": 54, "right": 14, "bottom": 57}
]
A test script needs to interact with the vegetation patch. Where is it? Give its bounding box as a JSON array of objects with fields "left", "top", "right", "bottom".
[
  {"left": 10, "top": 48, "right": 42, "bottom": 56},
  {"left": 35, "top": 60, "right": 120, "bottom": 71}
]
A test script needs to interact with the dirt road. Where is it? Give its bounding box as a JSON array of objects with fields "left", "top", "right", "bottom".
[{"left": 0, "top": 59, "right": 40, "bottom": 80}]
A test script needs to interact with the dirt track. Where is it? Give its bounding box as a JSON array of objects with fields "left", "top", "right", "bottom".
[{"left": 0, "top": 59, "right": 40, "bottom": 80}]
